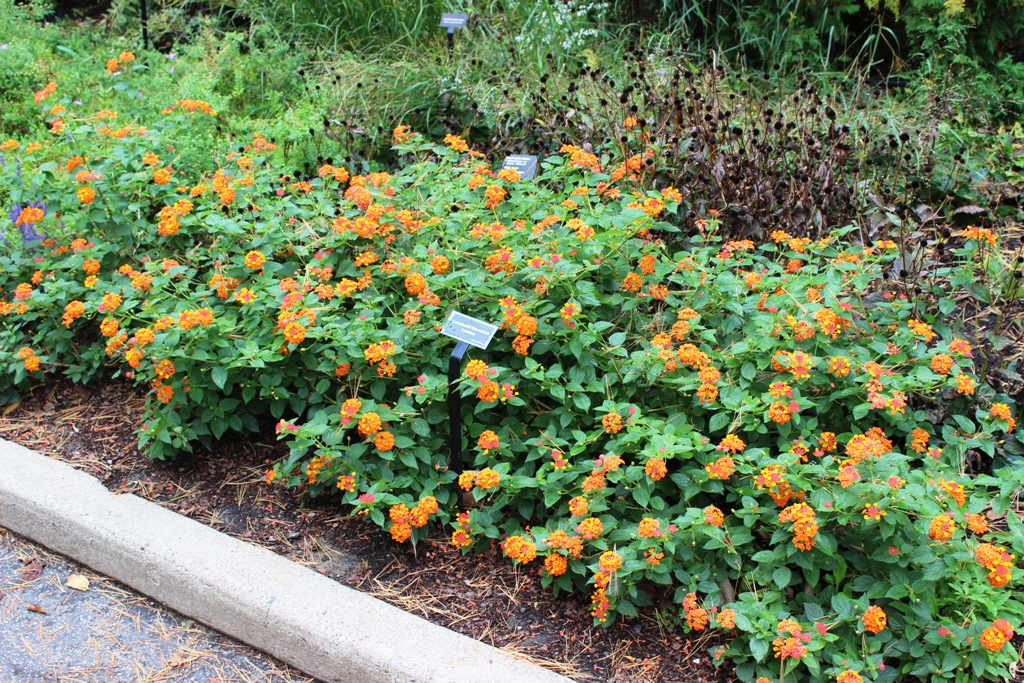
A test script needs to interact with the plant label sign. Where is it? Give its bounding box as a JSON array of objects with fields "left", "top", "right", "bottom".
[
  {"left": 440, "top": 13, "right": 468, "bottom": 32},
  {"left": 441, "top": 311, "right": 497, "bottom": 349},
  {"left": 501, "top": 154, "right": 539, "bottom": 180}
]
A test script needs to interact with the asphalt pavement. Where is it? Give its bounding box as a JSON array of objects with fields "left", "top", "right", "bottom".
[{"left": 0, "top": 528, "right": 314, "bottom": 683}]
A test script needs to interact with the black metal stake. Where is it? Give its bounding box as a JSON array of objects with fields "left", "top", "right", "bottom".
[
  {"left": 446, "top": 27, "right": 455, "bottom": 63},
  {"left": 140, "top": 0, "right": 149, "bottom": 51},
  {"left": 447, "top": 340, "right": 469, "bottom": 510}
]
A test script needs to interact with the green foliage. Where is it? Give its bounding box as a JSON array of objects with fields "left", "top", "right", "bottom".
[
  {"left": 2, "top": 66, "right": 1024, "bottom": 681},
  {"left": 226, "top": 0, "right": 448, "bottom": 53}
]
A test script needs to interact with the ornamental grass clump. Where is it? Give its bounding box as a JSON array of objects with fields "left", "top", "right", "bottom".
[{"left": 1, "top": 67, "right": 1022, "bottom": 683}]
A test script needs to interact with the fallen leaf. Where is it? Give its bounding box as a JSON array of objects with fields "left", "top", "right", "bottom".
[
  {"left": 67, "top": 574, "right": 90, "bottom": 591},
  {"left": 27, "top": 604, "right": 48, "bottom": 614},
  {"left": 1, "top": 401, "right": 19, "bottom": 417},
  {"left": 20, "top": 561, "right": 45, "bottom": 581},
  {"left": 167, "top": 652, "right": 195, "bottom": 668}
]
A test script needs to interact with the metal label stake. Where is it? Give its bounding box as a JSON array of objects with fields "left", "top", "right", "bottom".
[
  {"left": 447, "top": 340, "right": 470, "bottom": 508},
  {"left": 439, "top": 311, "right": 497, "bottom": 510},
  {"left": 439, "top": 13, "right": 468, "bottom": 63},
  {"left": 140, "top": 0, "right": 149, "bottom": 50}
]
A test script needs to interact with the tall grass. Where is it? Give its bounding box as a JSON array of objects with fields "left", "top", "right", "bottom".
[{"left": 230, "top": 0, "right": 448, "bottom": 53}]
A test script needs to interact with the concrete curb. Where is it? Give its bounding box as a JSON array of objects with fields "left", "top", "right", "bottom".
[{"left": 0, "top": 439, "right": 573, "bottom": 683}]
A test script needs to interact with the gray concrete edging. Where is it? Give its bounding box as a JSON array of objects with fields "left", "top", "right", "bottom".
[{"left": 0, "top": 438, "right": 573, "bottom": 683}]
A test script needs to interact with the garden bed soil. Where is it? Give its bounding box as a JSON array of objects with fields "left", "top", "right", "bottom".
[{"left": 0, "top": 378, "right": 732, "bottom": 683}]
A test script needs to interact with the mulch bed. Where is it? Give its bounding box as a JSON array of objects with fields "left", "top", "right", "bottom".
[{"left": 0, "top": 378, "right": 730, "bottom": 683}]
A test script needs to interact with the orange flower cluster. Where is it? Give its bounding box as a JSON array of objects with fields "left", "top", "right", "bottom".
[
  {"left": 938, "top": 478, "right": 966, "bottom": 507},
  {"left": 15, "top": 206, "right": 44, "bottom": 227},
  {"left": 363, "top": 340, "right": 397, "bottom": 377},
  {"left": 464, "top": 359, "right": 489, "bottom": 381},
  {"left": 990, "top": 403, "right": 1017, "bottom": 432},
  {"left": 981, "top": 625, "right": 1008, "bottom": 651},
  {"left": 577, "top": 517, "right": 603, "bottom": 540},
  {"left": 703, "top": 506, "right": 724, "bottom": 527},
  {"left": 175, "top": 309, "right": 215, "bottom": 331},
  {"left": 862, "top": 605, "right": 887, "bottom": 633},
  {"left": 976, "top": 543, "right": 1015, "bottom": 587},
  {"left": 441, "top": 134, "right": 471, "bottom": 153},
  {"left": 964, "top": 226, "right": 998, "bottom": 246},
  {"left": 908, "top": 319, "right": 936, "bottom": 342},
  {"left": 590, "top": 550, "right": 621, "bottom": 623},
  {"left": 928, "top": 515, "right": 955, "bottom": 542},
  {"left": 844, "top": 428, "right": 892, "bottom": 465},
  {"left": 678, "top": 592, "right": 708, "bottom": 630},
  {"left": 756, "top": 464, "right": 799, "bottom": 506},
  {"left": 544, "top": 552, "right": 568, "bottom": 576},
  {"left": 484, "top": 184, "right": 506, "bottom": 209},
  {"left": 169, "top": 99, "right": 217, "bottom": 115},
  {"left": 392, "top": 125, "right": 411, "bottom": 144},
  {"left": 357, "top": 412, "right": 382, "bottom": 436},
  {"left": 17, "top": 346, "right": 41, "bottom": 371},
  {"left": 965, "top": 512, "right": 988, "bottom": 535},
  {"left": 706, "top": 455, "right": 735, "bottom": 480},
  {"left": 451, "top": 512, "right": 474, "bottom": 549},
  {"left": 62, "top": 300, "right": 85, "bottom": 328},
  {"left": 282, "top": 321, "right": 306, "bottom": 345},
  {"left": 644, "top": 457, "right": 667, "bottom": 481},
  {"left": 476, "top": 467, "right": 501, "bottom": 490},
  {"left": 602, "top": 411, "right": 624, "bottom": 434},
  {"left": 772, "top": 619, "right": 809, "bottom": 661},
  {"left": 430, "top": 255, "right": 450, "bottom": 274},
  {"left": 477, "top": 430, "right": 500, "bottom": 452},
  {"left": 560, "top": 144, "right": 602, "bottom": 173},
  {"left": 812, "top": 308, "right": 849, "bottom": 338},
  {"left": 717, "top": 434, "right": 745, "bottom": 453},
  {"left": 637, "top": 518, "right": 662, "bottom": 538},
  {"left": 388, "top": 496, "right": 439, "bottom": 542},
  {"left": 778, "top": 502, "right": 818, "bottom": 550},
  {"left": 501, "top": 535, "right": 537, "bottom": 563}
]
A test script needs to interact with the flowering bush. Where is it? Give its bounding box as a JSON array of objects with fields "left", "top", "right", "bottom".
[{"left": 2, "top": 73, "right": 1023, "bottom": 683}]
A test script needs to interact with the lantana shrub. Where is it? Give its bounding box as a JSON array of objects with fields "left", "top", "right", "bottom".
[{"left": 2, "top": 73, "right": 1023, "bottom": 683}]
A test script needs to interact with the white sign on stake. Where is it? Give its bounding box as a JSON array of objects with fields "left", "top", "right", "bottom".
[{"left": 440, "top": 311, "right": 497, "bottom": 350}]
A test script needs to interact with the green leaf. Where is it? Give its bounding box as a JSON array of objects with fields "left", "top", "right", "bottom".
[
  {"left": 969, "top": 652, "right": 987, "bottom": 677},
  {"left": 371, "top": 380, "right": 386, "bottom": 401},
  {"left": 708, "top": 412, "right": 731, "bottom": 433},
  {"left": 616, "top": 599, "right": 638, "bottom": 617},
  {"left": 633, "top": 486, "right": 650, "bottom": 508},
  {"left": 741, "top": 363, "right": 756, "bottom": 380},
  {"left": 953, "top": 414, "right": 975, "bottom": 432},
  {"left": 211, "top": 366, "right": 228, "bottom": 390},
  {"left": 749, "top": 637, "right": 769, "bottom": 662},
  {"left": 576, "top": 280, "right": 601, "bottom": 306},
  {"left": 774, "top": 566, "right": 792, "bottom": 589},
  {"left": 573, "top": 393, "right": 592, "bottom": 411}
]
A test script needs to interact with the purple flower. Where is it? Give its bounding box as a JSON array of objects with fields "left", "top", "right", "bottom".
[
  {"left": 20, "top": 222, "right": 45, "bottom": 243},
  {"left": 73, "top": 99, "right": 83, "bottom": 106},
  {"left": 8, "top": 200, "right": 47, "bottom": 244}
]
